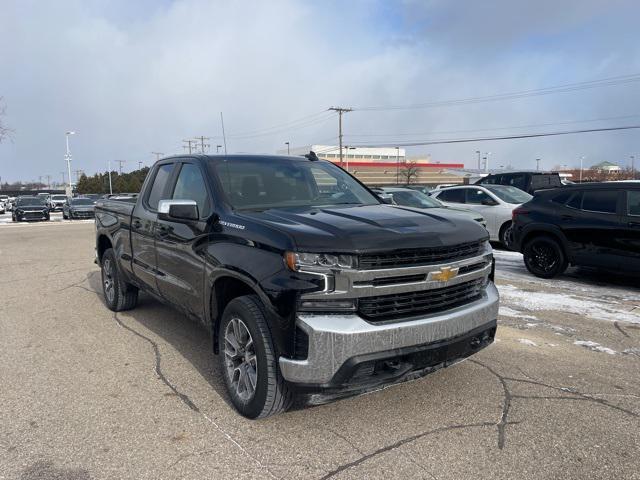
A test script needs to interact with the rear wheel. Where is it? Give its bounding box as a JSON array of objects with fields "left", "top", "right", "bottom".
[
  {"left": 499, "top": 221, "right": 514, "bottom": 250},
  {"left": 523, "top": 236, "right": 567, "bottom": 278},
  {"left": 101, "top": 248, "right": 138, "bottom": 311},
  {"left": 218, "top": 295, "right": 292, "bottom": 419}
]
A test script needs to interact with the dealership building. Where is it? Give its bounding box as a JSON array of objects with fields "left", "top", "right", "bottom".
[{"left": 284, "top": 145, "right": 465, "bottom": 186}]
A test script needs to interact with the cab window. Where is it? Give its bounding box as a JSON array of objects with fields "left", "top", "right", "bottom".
[
  {"left": 437, "top": 188, "right": 465, "bottom": 203},
  {"left": 466, "top": 188, "right": 494, "bottom": 205},
  {"left": 147, "top": 164, "right": 174, "bottom": 210},
  {"left": 172, "top": 163, "right": 211, "bottom": 218},
  {"left": 626, "top": 191, "right": 640, "bottom": 216}
]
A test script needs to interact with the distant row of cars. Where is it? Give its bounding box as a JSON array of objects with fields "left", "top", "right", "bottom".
[{"left": 3, "top": 194, "right": 100, "bottom": 222}]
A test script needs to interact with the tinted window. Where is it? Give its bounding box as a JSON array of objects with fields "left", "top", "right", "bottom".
[
  {"left": 437, "top": 188, "right": 465, "bottom": 203},
  {"left": 508, "top": 174, "right": 527, "bottom": 190},
  {"left": 70, "top": 199, "right": 95, "bottom": 205},
  {"left": 465, "top": 188, "right": 494, "bottom": 205},
  {"left": 566, "top": 191, "right": 582, "bottom": 209},
  {"left": 551, "top": 191, "right": 572, "bottom": 205},
  {"left": 628, "top": 191, "right": 640, "bottom": 216},
  {"left": 391, "top": 190, "right": 442, "bottom": 208},
  {"left": 172, "top": 163, "right": 210, "bottom": 217},
  {"left": 147, "top": 164, "right": 174, "bottom": 210},
  {"left": 581, "top": 190, "right": 618, "bottom": 214},
  {"left": 17, "top": 197, "right": 46, "bottom": 206},
  {"left": 531, "top": 174, "right": 562, "bottom": 189}
]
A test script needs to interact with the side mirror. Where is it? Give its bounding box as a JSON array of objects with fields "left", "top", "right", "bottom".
[
  {"left": 378, "top": 193, "right": 396, "bottom": 205},
  {"left": 158, "top": 199, "right": 199, "bottom": 222}
]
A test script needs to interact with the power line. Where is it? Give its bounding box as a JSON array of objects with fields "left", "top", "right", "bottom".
[
  {"left": 345, "top": 114, "right": 640, "bottom": 139},
  {"left": 226, "top": 112, "right": 336, "bottom": 140},
  {"left": 354, "top": 73, "right": 640, "bottom": 111},
  {"left": 346, "top": 124, "right": 640, "bottom": 148},
  {"left": 224, "top": 110, "right": 331, "bottom": 138}
]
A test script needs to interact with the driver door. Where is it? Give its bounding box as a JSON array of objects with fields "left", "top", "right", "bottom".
[
  {"left": 463, "top": 188, "right": 499, "bottom": 233},
  {"left": 155, "top": 160, "right": 213, "bottom": 319}
]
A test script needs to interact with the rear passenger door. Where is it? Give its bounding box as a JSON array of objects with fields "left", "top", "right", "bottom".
[
  {"left": 619, "top": 189, "right": 640, "bottom": 272},
  {"left": 131, "top": 162, "right": 176, "bottom": 294},
  {"left": 155, "top": 160, "right": 213, "bottom": 319},
  {"left": 561, "top": 189, "right": 624, "bottom": 269}
]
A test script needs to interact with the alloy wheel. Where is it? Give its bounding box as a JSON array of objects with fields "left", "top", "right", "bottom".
[
  {"left": 102, "top": 258, "right": 115, "bottom": 303},
  {"left": 224, "top": 317, "right": 258, "bottom": 402}
]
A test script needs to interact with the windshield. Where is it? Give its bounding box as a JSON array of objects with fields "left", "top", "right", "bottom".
[
  {"left": 70, "top": 198, "right": 95, "bottom": 205},
  {"left": 212, "top": 158, "right": 379, "bottom": 210},
  {"left": 484, "top": 185, "right": 533, "bottom": 204},
  {"left": 389, "top": 190, "right": 442, "bottom": 209},
  {"left": 17, "top": 197, "right": 46, "bottom": 206},
  {"left": 52, "top": 195, "right": 67, "bottom": 201}
]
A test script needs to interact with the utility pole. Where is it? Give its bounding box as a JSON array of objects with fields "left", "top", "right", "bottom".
[
  {"left": 193, "top": 136, "right": 210, "bottom": 154},
  {"left": 285, "top": 142, "right": 290, "bottom": 155},
  {"left": 536, "top": 158, "right": 541, "bottom": 171},
  {"left": 116, "top": 160, "right": 125, "bottom": 175},
  {"left": 151, "top": 152, "right": 164, "bottom": 162},
  {"left": 182, "top": 139, "right": 198, "bottom": 154},
  {"left": 65, "top": 131, "right": 76, "bottom": 195},
  {"left": 329, "top": 107, "right": 352, "bottom": 167}
]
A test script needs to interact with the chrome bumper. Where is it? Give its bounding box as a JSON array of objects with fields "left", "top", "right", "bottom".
[{"left": 279, "top": 282, "right": 499, "bottom": 385}]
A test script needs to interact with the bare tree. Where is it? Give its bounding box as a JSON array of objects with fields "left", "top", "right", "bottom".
[
  {"left": 399, "top": 160, "right": 420, "bottom": 184},
  {"left": 0, "top": 97, "right": 13, "bottom": 142}
]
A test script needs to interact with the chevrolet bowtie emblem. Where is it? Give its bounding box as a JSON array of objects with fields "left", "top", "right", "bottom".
[{"left": 429, "top": 266, "right": 459, "bottom": 282}]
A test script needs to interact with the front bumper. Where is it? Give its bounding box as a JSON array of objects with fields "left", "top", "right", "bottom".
[{"left": 279, "top": 281, "right": 499, "bottom": 386}]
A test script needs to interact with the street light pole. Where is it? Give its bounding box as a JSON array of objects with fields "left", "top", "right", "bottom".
[
  {"left": 65, "top": 131, "right": 75, "bottom": 195},
  {"left": 631, "top": 155, "right": 635, "bottom": 180},
  {"left": 475, "top": 150, "right": 481, "bottom": 170},
  {"left": 396, "top": 147, "right": 400, "bottom": 183},
  {"left": 536, "top": 158, "right": 541, "bottom": 171},
  {"left": 216, "top": 145, "right": 222, "bottom": 154},
  {"left": 108, "top": 160, "right": 113, "bottom": 195},
  {"left": 580, "top": 156, "right": 585, "bottom": 183},
  {"left": 285, "top": 142, "right": 290, "bottom": 155}
]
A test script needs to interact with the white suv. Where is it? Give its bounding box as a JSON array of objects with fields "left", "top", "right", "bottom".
[{"left": 430, "top": 185, "right": 532, "bottom": 248}]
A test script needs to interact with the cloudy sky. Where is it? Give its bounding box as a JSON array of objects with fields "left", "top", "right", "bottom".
[{"left": 1, "top": 0, "right": 640, "bottom": 182}]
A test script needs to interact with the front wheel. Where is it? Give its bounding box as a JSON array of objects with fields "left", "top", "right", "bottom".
[
  {"left": 219, "top": 295, "right": 292, "bottom": 419},
  {"left": 523, "top": 236, "right": 568, "bottom": 279},
  {"left": 101, "top": 248, "right": 138, "bottom": 311}
]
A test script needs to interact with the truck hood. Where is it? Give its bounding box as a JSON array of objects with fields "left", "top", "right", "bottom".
[{"left": 237, "top": 204, "right": 488, "bottom": 252}]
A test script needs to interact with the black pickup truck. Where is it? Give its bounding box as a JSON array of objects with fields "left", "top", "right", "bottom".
[{"left": 95, "top": 154, "right": 499, "bottom": 418}]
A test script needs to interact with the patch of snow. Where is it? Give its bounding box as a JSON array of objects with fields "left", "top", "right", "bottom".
[
  {"left": 499, "top": 306, "right": 538, "bottom": 320},
  {"left": 518, "top": 338, "right": 538, "bottom": 347},
  {"left": 498, "top": 284, "right": 640, "bottom": 324},
  {"left": 574, "top": 340, "right": 617, "bottom": 355}
]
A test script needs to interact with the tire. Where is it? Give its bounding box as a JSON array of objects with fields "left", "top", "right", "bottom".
[
  {"left": 523, "top": 235, "right": 568, "bottom": 279},
  {"left": 499, "top": 221, "right": 514, "bottom": 250},
  {"left": 101, "top": 248, "right": 138, "bottom": 311},
  {"left": 218, "top": 295, "right": 292, "bottom": 419},
  {"left": 63, "top": 212, "right": 68, "bottom": 219}
]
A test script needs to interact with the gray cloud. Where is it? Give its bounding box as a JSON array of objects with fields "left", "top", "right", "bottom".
[{"left": 1, "top": 0, "right": 639, "bottom": 182}]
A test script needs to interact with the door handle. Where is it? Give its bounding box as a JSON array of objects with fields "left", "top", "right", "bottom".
[{"left": 132, "top": 219, "right": 142, "bottom": 229}]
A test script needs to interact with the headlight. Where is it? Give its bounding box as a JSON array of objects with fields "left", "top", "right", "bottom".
[{"left": 284, "top": 252, "right": 356, "bottom": 271}]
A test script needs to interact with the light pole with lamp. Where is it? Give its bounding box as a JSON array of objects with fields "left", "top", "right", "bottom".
[
  {"left": 65, "top": 131, "right": 76, "bottom": 196},
  {"left": 216, "top": 145, "right": 222, "bottom": 154},
  {"left": 631, "top": 155, "right": 635, "bottom": 180},
  {"left": 285, "top": 142, "right": 290, "bottom": 155},
  {"left": 396, "top": 147, "right": 400, "bottom": 183},
  {"left": 579, "top": 156, "right": 585, "bottom": 183},
  {"left": 475, "top": 150, "right": 481, "bottom": 170}
]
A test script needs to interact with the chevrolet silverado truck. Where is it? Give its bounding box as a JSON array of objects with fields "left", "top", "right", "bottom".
[{"left": 94, "top": 154, "right": 498, "bottom": 418}]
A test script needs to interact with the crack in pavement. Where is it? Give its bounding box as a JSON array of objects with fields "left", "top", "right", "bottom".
[
  {"left": 111, "top": 312, "right": 279, "bottom": 480},
  {"left": 317, "top": 422, "right": 493, "bottom": 480},
  {"left": 614, "top": 321, "right": 630, "bottom": 338},
  {"left": 112, "top": 312, "right": 199, "bottom": 412},
  {"left": 471, "top": 360, "right": 639, "bottom": 451}
]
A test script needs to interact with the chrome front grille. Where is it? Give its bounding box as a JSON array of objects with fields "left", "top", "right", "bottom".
[{"left": 358, "top": 240, "right": 485, "bottom": 269}]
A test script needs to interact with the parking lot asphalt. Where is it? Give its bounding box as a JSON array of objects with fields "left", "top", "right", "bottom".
[{"left": 1, "top": 219, "right": 639, "bottom": 480}]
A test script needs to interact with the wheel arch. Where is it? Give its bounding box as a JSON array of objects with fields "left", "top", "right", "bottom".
[
  {"left": 97, "top": 235, "right": 113, "bottom": 265},
  {"left": 520, "top": 225, "right": 570, "bottom": 261}
]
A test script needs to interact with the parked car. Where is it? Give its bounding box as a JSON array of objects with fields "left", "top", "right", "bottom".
[
  {"left": 49, "top": 194, "right": 68, "bottom": 211},
  {"left": 430, "top": 184, "right": 532, "bottom": 247},
  {"left": 476, "top": 171, "right": 563, "bottom": 195},
  {"left": 63, "top": 198, "right": 96, "bottom": 219},
  {"left": 95, "top": 154, "right": 498, "bottom": 418},
  {"left": 0, "top": 196, "right": 7, "bottom": 214},
  {"left": 379, "top": 187, "right": 486, "bottom": 228},
  {"left": 12, "top": 196, "right": 50, "bottom": 222},
  {"left": 511, "top": 182, "right": 640, "bottom": 278}
]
